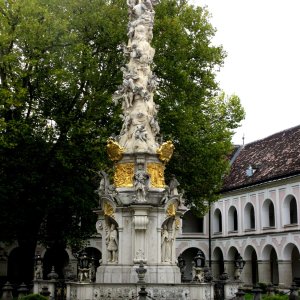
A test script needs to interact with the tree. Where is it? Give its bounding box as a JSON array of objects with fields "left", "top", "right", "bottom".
[
  {"left": 0, "top": 0, "right": 128, "bottom": 261},
  {"left": 0, "top": 0, "right": 244, "bottom": 275},
  {"left": 153, "top": 1, "right": 244, "bottom": 213}
]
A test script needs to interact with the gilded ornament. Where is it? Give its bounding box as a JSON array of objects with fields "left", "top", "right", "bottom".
[
  {"left": 107, "top": 138, "right": 124, "bottom": 161},
  {"left": 166, "top": 203, "right": 176, "bottom": 217},
  {"left": 147, "top": 163, "right": 165, "bottom": 188},
  {"left": 104, "top": 202, "right": 114, "bottom": 217},
  {"left": 156, "top": 141, "right": 174, "bottom": 163},
  {"left": 175, "top": 218, "right": 180, "bottom": 230},
  {"left": 114, "top": 163, "right": 134, "bottom": 187}
]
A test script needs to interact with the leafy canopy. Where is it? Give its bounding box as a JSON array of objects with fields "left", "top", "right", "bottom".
[{"left": 0, "top": 0, "right": 244, "bottom": 250}]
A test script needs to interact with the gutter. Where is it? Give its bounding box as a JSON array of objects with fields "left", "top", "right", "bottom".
[{"left": 220, "top": 172, "right": 300, "bottom": 194}]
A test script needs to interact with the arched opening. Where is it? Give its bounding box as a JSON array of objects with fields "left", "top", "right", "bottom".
[
  {"left": 182, "top": 210, "right": 204, "bottom": 233},
  {"left": 282, "top": 243, "right": 300, "bottom": 286},
  {"left": 228, "top": 206, "right": 238, "bottom": 232},
  {"left": 269, "top": 202, "right": 275, "bottom": 227},
  {"left": 0, "top": 247, "right": 8, "bottom": 283},
  {"left": 283, "top": 195, "right": 298, "bottom": 225},
  {"left": 292, "top": 247, "right": 300, "bottom": 283},
  {"left": 43, "top": 246, "right": 69, "bottom": 279},
  {"left": 228, "top": 247, "right": 239, "bottom": 279},
  {"left": 213, "top": 209, "right": 222, "bottom": 233},
  {"left": 290, "top": 197, "right": 298, "bottom": 224},
  {"left": 251, "top": 251, "right": 258, "bottom": 285},
  {"left": 244, "top": 203, "right": 255, "bottom": 230},
  {"left": 7, "top": 247, "right": 34, "bottom": 285},
  {"left": 270, "top": 248, "right": 279, "bottom": 285},
  {"left": 262, "top": 199, "right": 275, "bottom": 228},
  {"left": 180, "top": 247, "right": 204, "bottom": 282},
  {"left": 212, "top": 247, "right": 224, "bottom": 279},
  {"left": 84, "top": 247, "right": 102, "bottom": 268},
  {"left": 244, "top": 245, "right": 258, "bottom": 286}
]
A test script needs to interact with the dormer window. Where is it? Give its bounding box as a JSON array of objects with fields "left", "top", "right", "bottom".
[{"left": 246, "top": 165, "right": 256, "bottom": 177}]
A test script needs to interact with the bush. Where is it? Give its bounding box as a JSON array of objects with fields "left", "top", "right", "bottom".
[
  {"left": 245, "top": 293, "right": 253, "bottom": 300},
  {"left": 20, "top": 294, "right": 48, "bottom": 300},
  {"left": 262, "top": 295, "right": 288, "bottom": 300},
  {"left": 258, "top": 282, "right": 268, "bottom": 293}
]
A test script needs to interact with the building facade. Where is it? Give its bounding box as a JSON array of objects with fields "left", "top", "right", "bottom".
[{"left": 176, "top": 125, "right": 300, "bottom": 287}]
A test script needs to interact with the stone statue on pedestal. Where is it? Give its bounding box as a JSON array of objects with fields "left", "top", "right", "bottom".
[
  {"left": 169, "top": 174, "right": 180, "bottom": 196},
  {"left": 161, "top": 225, "right": 172, "bottom": 263},
  {"left": 134, "top": 168, "right": 150, "bottom": 202},
  {"left": 106, "top": 223, "right": 118, "bottom": 263},
  {"left": 34, "top": 258, "right": 43, "bottom": 280}
]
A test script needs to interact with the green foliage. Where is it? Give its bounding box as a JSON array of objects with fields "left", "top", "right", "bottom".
[
  {"left": 152, "top": 0, "right": 245, "bottom": 211},
  {"left": 0, "top": 0, "right": 244, "bottom": 255},
  {"left": 262, "top": 295, "right": 289, "bottom": 300},
  {"left": 258, "top": 282, "right": 268, "bottom": 294},
  {"left": 20, "top": 294, "right": 48, "bottom": 300},
  {"left": 245, "top": 291, "right": 290, "bottom": 300},
  {"left": 0, "top": 0, "right": 128, "bottom": 250}
]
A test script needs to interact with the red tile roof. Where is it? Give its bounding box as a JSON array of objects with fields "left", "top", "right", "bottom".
[{"left": 222, "top": 125, "right": 300, "bottom": 192}]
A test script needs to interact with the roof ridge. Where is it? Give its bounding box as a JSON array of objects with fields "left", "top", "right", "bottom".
[{"left": 244, "top": 124, "right": 300, "bottom": 147}]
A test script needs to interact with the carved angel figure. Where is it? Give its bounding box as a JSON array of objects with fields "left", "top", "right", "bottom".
[{"left": 135, "top": 124, "right": 147, "bottom": 142}]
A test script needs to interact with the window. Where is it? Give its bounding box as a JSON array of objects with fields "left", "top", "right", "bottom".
[
  {"left": 213, "top": 209, "right": 222, "bottom": 233},
  {"left": 228, "top": 206, "right": 238, "bottom": 232},
  {"left": 182, "top": 210, "right": 204, "bottom": 233},
  {"left": 244, "top": 203, "right": 255, "bottom": 230},
  {"left": 269, "top": 202, "right": 275, "bottom": 227},
  {"left": 262, "top": 199, "right": 275, "bottom": 228},
  {"left": 283, "top": 195, "right": 298, "bottom": 226},
  {"left": 250, "top": 205, "right": 255, "bottom": 229},
  {"left": 290, "top": 197, "right": 298, "bottom": 224}
]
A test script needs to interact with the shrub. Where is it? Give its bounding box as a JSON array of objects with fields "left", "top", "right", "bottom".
[
  {"left": 20, "top": 294, "right": 48, "bottom": 300},
  {"left": 262, "top": 295, "right": 289, "bottom": 300}
]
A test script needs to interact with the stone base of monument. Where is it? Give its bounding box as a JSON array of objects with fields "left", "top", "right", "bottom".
[
  {"left": 96, "top": 264, "right": 181, "bottom": 284},
  {"left": 66, "top": 282, "right": 214, "bottom": 300},
  {"left": 224, "top": 280, "right": 242, "bottom": 299}
]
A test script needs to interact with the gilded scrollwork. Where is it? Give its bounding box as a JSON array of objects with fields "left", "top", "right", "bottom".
[
  {"left": 156, "top": 141, "right": 174, "bottom": 163},
  {"left": 166, "top": 203, "right": 176, "bottom": 217},
  {"left": 147, "top": 162, "right": 165, "bottom": 188},
  {"left": 175, "top": 218, "right": 181, "bottom": 230},
  {"left": 103, "top": 202, "right": 114, "bottom": 218},
  {"left": 107, "top": 138, "right": 124, "bottom": 161},
  {"left": 114, "top": 163, "right": 134, "bottom": 187}
]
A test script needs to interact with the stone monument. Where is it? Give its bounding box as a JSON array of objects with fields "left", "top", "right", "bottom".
[
  {"left": 94, "top": 0, "right": 186, "bottom": 284},
  {"left": 64, "top": 1, "right": 215, "bottom": 298}
]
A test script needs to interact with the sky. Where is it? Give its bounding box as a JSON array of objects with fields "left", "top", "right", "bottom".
[{"left": 189, "top": 0, "right": 300, "bottom": 145}]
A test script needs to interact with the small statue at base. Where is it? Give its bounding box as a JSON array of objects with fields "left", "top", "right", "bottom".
[
  {"left": 34, "top": 258, "right": 43, "bottom": 280},
  {"left": 169, "top": 174, "right": 180, "bottom": 196},
  {"left": 161, "top": 225, "right": 172, "bottom": 262},
  {"left": 106, "top": 223, "right": 118, "bottom": 263},
  {"left": 134, "top": 168, "right": 150, "bottom": 202}
]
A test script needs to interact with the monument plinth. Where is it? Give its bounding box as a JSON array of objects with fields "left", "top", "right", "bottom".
[{"left": 94, "top": 0, "right": 186, "bottom": 284}]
